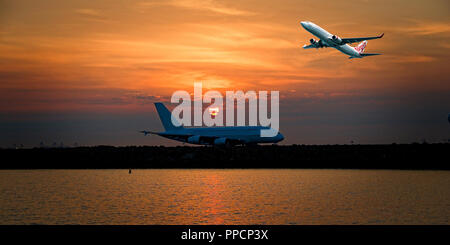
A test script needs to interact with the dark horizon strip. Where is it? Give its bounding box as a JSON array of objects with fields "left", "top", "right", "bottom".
[{"left": 1, "top": 144, "right": 449, "bottom": 170}]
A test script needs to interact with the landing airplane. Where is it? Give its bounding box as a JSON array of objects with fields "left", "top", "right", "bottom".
[
  {"left": 140, "top": 103, "right": 284, "bottom": 146},
  {"left": 300, "top": 21, "right": 384, "bottom": 58}
]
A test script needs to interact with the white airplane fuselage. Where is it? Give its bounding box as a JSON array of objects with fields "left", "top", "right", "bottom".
[
  {"left": 160, "top": 126, "right": 284, "bottom": 145},
  {"left": 145, "top": 103, "right": 284, "bottom": 146},
  {"left": 301, "top": 21, "right": 362, "bottom": 58}
]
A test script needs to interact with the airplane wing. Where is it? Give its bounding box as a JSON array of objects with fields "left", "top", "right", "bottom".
[
  {"left": 341, "top": 33, "right": 384, "bottom": 44},
  {"left": 302, "top": 40, "right": 329, "bottom": 49},
  {"left": 302, "top": 44, "right": 318, "bottom": 49},
  {"left": 194, "top": 135, "right": 246, "bottom": 145},
  {"left": 161, "top": 133, "right": 246, "bottom": 145}
]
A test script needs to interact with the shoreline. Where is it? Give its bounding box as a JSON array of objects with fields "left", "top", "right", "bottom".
[{"left": 1, "top": 144, "right": 448, "bottom": 170}]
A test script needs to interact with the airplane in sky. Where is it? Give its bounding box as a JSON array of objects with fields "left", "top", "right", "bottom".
[
  {"left": 300, "top": 21, "right": 384, "bottom": 58},
  {"left": 140, "top": 103, "right": 284, "bottom": 146}
]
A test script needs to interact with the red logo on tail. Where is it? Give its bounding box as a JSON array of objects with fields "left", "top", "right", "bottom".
[{"left": 355, "top": 41, "right": 367, "bottom": 54}]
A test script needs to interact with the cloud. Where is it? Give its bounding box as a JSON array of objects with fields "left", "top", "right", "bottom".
[
  {"left": 391, "top": 55, "right": 436, "bottom": 63},
  {"left": 75, "top": 8, "right": 109, "bottom": 23},
  {"left": 138, "top": 0, "right": 256, "bottom": 16},
  {"left": 0, "top": 86, "right": 171, "bottom": 113},
  {"left": 75, "top": 9, "right": 103, "bottom": 17},
  {"left": 399, "top": 21, "right": 450, "bottom": 36}
]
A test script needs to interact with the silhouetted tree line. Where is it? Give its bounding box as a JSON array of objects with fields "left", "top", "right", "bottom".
[{"left": 0, "top": 143, "right": 448, "bottom": 170}]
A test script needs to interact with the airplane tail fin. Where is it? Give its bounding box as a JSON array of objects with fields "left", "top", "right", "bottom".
[
  {"left": 154, "top": 103, "right": 183, "bottom": 131},
  {"left": 355, "top": 40, "right": 368, "bottom": 54}
]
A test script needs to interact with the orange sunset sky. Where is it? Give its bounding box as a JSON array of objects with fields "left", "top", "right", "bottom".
[{"left": 0, "top": 0, "right": 449, "bottom": 146}]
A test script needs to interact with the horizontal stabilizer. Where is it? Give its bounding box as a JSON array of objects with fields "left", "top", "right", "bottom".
[
  {"left": 139, "top": 130, "right": 158, "bottom": 136},
  {"left": 360, "top": 53, "right": 382, "bottom": 57}
]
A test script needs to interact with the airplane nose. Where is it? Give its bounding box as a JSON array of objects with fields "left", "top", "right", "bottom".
[{"left": 300, "top": 21, "right": 308, "bottom": 28}]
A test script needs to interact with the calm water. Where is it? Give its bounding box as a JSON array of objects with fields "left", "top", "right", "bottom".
[{"left": 0, "top": 169, "right": 449, "bottom": 225}]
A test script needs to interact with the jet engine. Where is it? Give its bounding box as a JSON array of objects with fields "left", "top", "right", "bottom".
[
  {"left": 213, "top": 137, "right": 228, "bottom": 145},
  {"left": 331, "top": 35, "right": 342, "bottom": 44},
  {"left": 187, "top": 135, "right": 201, "bottom": 144},
  {"left": 310, "top": 38, "right": 324, "bottom": 48}
]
